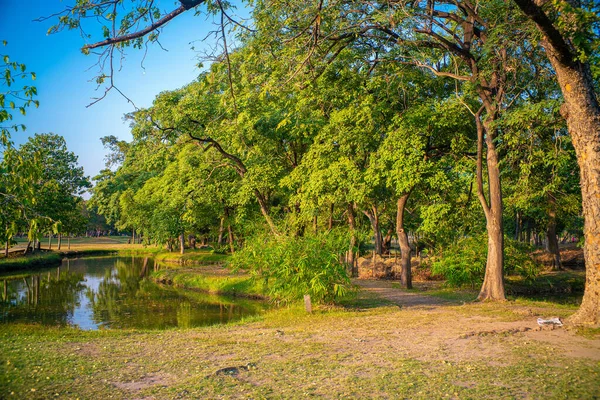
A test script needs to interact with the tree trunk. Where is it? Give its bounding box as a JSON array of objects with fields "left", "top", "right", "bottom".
[
  {"left": 68, "top": 236, "right": 71, "bottom": 250},
  {"left": 475, "top": 112, "right": 505, "bottom": 301},
  {"left": 132, "top": 229, "right": 135, "bottom": 245},
  {"left": 218, "top": 217, "right": 225, "bottom": 245},
  {"left": 57, "top": 234, "right": 62, "bottom": 250},
  {"left": 48, "top": 234, "right": 52, "bottom": 250},
  {"left": 4, "top": 240, "right": 8, "bottom": 258},
  {"left": 546, "top": 194, "right": 562, "bottom": 270},
  {"left": 347, "top": 203, "right": 357, "bottom": 277},
  {"left": 363, "top": 205, "right": 383, "bottom": 255},
  {"left": 179, "top": 232, "right": 185, "bottom": 255},
  {"left": 514, "top": 211, "right": 521, "bottom": 241},
  {"left": 514, "top": 0, "right": 600, "bottom": 326},
  {"left": 254, "top": 189, "right": 279, "bottom": 236},
  {"left": 227, "top": 223, "right": 235, "bottom": 254},
  {"left": 396, "top": 192, "right": 413, "bottom": 289},
  {"left": 313, "top": 215, "right": 318, "bottom": 235},
  {"left": 328, "top": 203, "right": 334, "bottom": 230},
  {"left": 551, "top": 58, "right": 600, "bottom": 325}
]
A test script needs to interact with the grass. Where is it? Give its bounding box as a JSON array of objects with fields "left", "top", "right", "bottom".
[
  {"left": 153, "top": 249, "right": 229, "bottom": 265},
  {"left": 0, "top": 252, "right": 61, "bottom": 273},
  {"left": 151, "top": 264, "right": 264, "bottom": 298}
]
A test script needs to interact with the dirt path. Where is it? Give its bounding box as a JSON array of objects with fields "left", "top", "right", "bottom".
[{"left": 355, "top": 279, "right": 452, "bottom": 307}]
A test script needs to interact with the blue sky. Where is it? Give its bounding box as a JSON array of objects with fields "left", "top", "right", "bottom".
[{"left": 1, "top": 0, "right": 239, "bottom": 185}]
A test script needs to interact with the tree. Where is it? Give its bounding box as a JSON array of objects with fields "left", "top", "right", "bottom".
[
  {"left": 377, "top": 95, "right": 475, "bottom": 287},
  {"left": 1, "top": 42, "right": 41, "bottom": 254},
  {"left": 511, "top": 0, "right": 600, "bottom": 325},
  {"left": 18, "top": 133, "right": 90, "bottom": 247}
]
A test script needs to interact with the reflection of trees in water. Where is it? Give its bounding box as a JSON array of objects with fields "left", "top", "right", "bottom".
[
  {"left": 1, "top": 257, "right": 266, "bottom": 329},
  {"left": 86, "top": 257, "right": 151, "bottom": 328},
  {"left": 177, "top": 301, "right": 192, "bottom": 329},
  {"left": 0, "top": 268, "right": 85, "bottom": 325}
]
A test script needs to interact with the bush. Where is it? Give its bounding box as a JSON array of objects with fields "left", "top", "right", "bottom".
[
  {"left": 229, "top": 231, "right": 352, "bottom": 304},
  {"left": 431, "top": 234, "right": 540, "bottom": 288}
]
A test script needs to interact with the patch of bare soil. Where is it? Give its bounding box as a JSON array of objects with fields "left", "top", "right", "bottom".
[
  {"left": 355, "top": 279, "right": 600, "bottom": 363},
  {"left": 533, "top": 245, "right": 585, "bottom": 269},
  {"left": 355, "top": 279, "right": 450, "bottom": 307},
  {"left": 113, "top": 372, "right": 176, "bottom": 392}
]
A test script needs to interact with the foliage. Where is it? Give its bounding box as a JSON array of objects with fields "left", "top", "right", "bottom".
[
  {"left": 0, "top": 41, "right": 38, "bottom": 147},
  {"left": 431, "top": 235, "right": 540, "bottom": 288},
  {"left": 16, "top": 133, "right": 90, "bottom": 240},
  {"left": 230, "top": 231, "right": 353, "bottom": 304},
  {"left": 50, "top": 0, "right": 597, "bottom": 312}
]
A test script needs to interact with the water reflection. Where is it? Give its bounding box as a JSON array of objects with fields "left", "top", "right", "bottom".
[{"left": 0, "top": 257, "right": 265, "bottom": 330}]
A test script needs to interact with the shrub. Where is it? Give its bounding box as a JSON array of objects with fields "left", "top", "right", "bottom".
[
  {"left": 431, "top": 234, "right": 540, "bottom": 288},
  {"left": 229, "top": 231, "right": 352, "bottom": 304}
]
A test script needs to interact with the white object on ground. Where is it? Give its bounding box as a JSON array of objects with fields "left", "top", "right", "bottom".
[{"left": 537, "top": 317, "right": 563, "bottom": 326}]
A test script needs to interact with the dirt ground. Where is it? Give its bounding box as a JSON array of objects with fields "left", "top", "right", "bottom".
[{"left": 356, "top": 279, "right": 600, "bottom": 362}]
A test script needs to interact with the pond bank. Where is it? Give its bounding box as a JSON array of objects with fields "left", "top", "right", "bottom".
[
  {"left": 0, "top": 252, "right": 62, "bottom": 273},
  {"left": 152, "top": 264, "right": 265, "bottom": 299}
]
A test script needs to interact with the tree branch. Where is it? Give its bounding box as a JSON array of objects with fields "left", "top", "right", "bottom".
[
  {"left": 83, "top": 0, "right": 205, "bottom": 50},
  {"left": 512, "top": 0, "right": 575, "bottom": 66}
]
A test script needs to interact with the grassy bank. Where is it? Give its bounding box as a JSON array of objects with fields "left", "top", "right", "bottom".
[
  {"left": 153, "top": 250, "right": 229, "bottom": 265},
  {"left": 1, "top": 291, "right": 599, "bottom": 399},
  {"left": 0, "top": 252, "right": 62, "bottom": 273},
  {"left": 152, "top": 263, "right": 264, "bottom": 299}
]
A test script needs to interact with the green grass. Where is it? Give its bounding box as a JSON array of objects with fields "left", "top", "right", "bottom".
[
  {"left": 0, "top": 252, "right": 61, "bottom": 273},
  {"left": 153, "top": 249, "right": 229, "bottom": 265},
  {"left": 152, "top": 265, "right": 264, "bottom": 298}
]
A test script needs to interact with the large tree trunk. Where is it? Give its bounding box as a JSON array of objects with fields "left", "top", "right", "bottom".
[
  {"left": 363, "top": 206, "right": 383, "bottom": 255},
  {"left": 551, "top": 61, "right": 600, "bottom": 325},
  {"left": 476, "top": 112, "right": 506, "bottom": 301},
  {"left": 57, "top": 234, "right": 62, "bottom": 251},
  {"left": 396, "top": 192, "right": 412, "bottom": 289},
  {"left": 4, "top": 240, "right": 8, "bottom": 257},
  {"left": 515, "top": 0, "right": 600, "bottom": 326}
]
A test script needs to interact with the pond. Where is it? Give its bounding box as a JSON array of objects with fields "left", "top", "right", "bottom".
[{"left": 0, "top": 256, "right": 266, "bottom": 330}]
